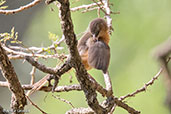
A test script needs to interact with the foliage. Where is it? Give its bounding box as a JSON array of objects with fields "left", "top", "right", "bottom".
[
  {"left": 0, "top": 27, "right": 21, "bottom": 44},
  {"left": 0, "top": 0, "right": 8, "bottom": 10}
]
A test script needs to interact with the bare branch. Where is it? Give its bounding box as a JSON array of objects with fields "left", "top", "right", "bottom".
[
  {"left": 0, "top": 81, "right": 141, "bottom": 114},
  {"left": 0, "top": 81, "right": 81, "bottom": 92},
  {"left": 119, "top": 68, "right": 163, "bottom": 101},
  {"left": 0, "top": 0, "right": 42, "bottom": 15},
  {"left": 65, "top": 107, "right": 93, "bottom": 114},
  {"left": 102, "top": 0, "right": 113, "bottom": 33},
  {"left": 71, "top": 2, "right": 102, "bottom": 12},
  {"left": 26, "top": 74, "right": 50, "bottom": 96},
  {"left": 81, "top": 7, "right": 99, "bottom": 13},
  {"left": 0, "top": 43, "right": 27, "bottom": 114},
  {"left": 3, "top": 46, "right": 62, "bottom": 59},
  {"left": 52, "top": 95, "right": 75, "bottom": 108},
  {"left": 109, "top": 104, "right": 117, "bottom": 114},
  {"left": 57, "top": 0, "right": 107, "bottom": 113},
  {"left": 114, "top": 98, "right": 140, "bottom": 114},
  {"left": 30, "top": 66, "right": 36, "bottom": 85},
  {"left": 25, "top": 56, "right": 56, "bottom": 74},
  {"left": 91, "top": 0, "right": 107, "bottom": 15},
  {"left": 26, "top": 96, "right": 47, "bottom": 114},
  {"left": 0, "top": 0, "right": 143, "bottom": 114},
  {"left": 8, "top": 45, "right": 64, "bottom": 54}
]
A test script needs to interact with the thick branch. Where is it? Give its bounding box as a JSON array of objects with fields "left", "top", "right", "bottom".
[
  {"left": 25, "top": 56, "right": 56, "bottom": 74},
  {"left": 57, "top": 0, "right": 107, "bottom": 113},
  {"left": 0, "top": 80, "right": 140, "bottom": 114},
  {"left": 0, "top": 81, "right": 81, "bottom": 92},
  {"left": 25, "top": 56, "right": 71, "bottom": 75},
  {"left": 0, "top": 43, "right": 27, "bottom": 114}
]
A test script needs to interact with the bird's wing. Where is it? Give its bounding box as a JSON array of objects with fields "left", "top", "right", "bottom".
[
  {"left": 88, "top": 41, "right": 110, "bottom": 73},
  {"left": 77, "top": 32, "right": 92, "bottom": 56}
]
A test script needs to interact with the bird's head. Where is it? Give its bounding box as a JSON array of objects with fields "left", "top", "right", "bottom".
[{"left": 89, "top": 18, "right": 108, "bottom": 41}]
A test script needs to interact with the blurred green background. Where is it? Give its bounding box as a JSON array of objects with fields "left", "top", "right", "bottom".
[{"left": 1, "top": 0, "right": 171, "bottom": 113}]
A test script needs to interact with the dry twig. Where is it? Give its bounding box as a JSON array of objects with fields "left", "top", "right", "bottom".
[
  {"left": 0, "top": 0, "right": 42, "bottom": 15},
  {"left": 71, "top": 2, "right": 102, "bottom": 12},
  {"left": 52, "top": 95, "right": 75, "bottom": 108},
  {"left": 119, "top": 68, "right": 163, "bottom": 101},
  {"left": 26, "top": 96, "right": 47, "bottom": 114}
]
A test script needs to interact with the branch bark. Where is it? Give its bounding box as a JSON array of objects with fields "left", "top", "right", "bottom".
[
  {"left": 0, "top": 0, "right": 42, "bottom": 15},
  {"left": 56, "top": 0, "right": 108, "bottom": 113},
  {"left": 0, "top": 43, "right": 27, "bottom": 114},
  {"left": 0, "top": 105, "right": 8, "bottom": 114},
  {"left": 0, "top": 81, "right": 81, "bottom": 92}
]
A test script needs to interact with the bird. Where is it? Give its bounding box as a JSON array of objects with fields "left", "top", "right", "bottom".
[
  {"left": 26, "top": 18, "right": 111, "bottom": 96},
  {"left": 77, "top": 18, "right": 110, "bottom": 74}
]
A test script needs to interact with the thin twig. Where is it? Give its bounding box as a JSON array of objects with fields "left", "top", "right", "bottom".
[
  {"left": 81, "top": 7, "right": 99, "bottom": 13},
  {"left": 30, "top": 66, "right": 36, "bottom": 85},
  {"left": 3, "top": 45, "right": 63, "bottom": 59},
  {"left": 0, "top": 0, "right": 42, "bottom": 15},
  {"left": 114, "top": 97, "right": 140, "bottom": 114},
  {"left": 71, "top": 2, "right": 102, "bottom": 12},
  {"left": 119, "top": 68, "right": 163, "bottom": 101},
  {"left": 109, "top": 104, "right": 117, "bottom": 114},
  {"left": 97, "top": 7, "right": 100, "bottom": 17},
  {"left": 26, "top": 96, "right": 47, "bottom": 114},
  {"left": 9, "top": 45, "right": 64, "bottom": 53},
  {"left": 102, "top": 0, "right": 113, "bottom": 33},
  {"left": 91, "top": 0, "right": 107, "bottom": 15},
  {"left": 52, "top": 95, "right": 75, "bottom": 108},
  {"left": 26, "top": 74, "right": 50, "bottom": 96}
]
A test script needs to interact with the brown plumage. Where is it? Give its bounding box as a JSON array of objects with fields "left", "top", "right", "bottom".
[{"left": 77, "top": 18, "right": 110, "bottom": 73}]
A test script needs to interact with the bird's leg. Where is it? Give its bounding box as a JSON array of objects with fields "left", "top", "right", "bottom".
[{"left": 103, "top": 71, "right": 113, "bottom": 96}]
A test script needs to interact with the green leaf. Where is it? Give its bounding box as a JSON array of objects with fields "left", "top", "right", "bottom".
[
  {"left": 54, "top": 43, "right": 58, "bottom": 48},
  {"left": 0, "top": 0, "right": 5, "bottom": 6},
  {"left": 10, "top": 27, "right": 15, "bottom": 38},
  {"left": 48, "top": 32, "right": 58, "bottom": 41},
  {"left": 15, "top": 32, "right": 18, "bottom": 39},
  {"left": 0, "top": 0, "right": 8, "bottom": 10},
  {"left": 0, "top": 5, "right": 8, "bottom": 10},
  {"left": 11, "top": 41, "right": 16, "bottom": 43}
]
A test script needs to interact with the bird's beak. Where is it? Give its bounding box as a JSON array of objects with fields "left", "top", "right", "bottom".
[{"left": 92, "top": 34, "right": 98, "bottom": 41}]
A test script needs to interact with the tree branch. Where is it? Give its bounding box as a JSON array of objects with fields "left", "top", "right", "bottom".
[
  {"left": 0, "top": 105, "right": 8, "bottom": 114},
  {"left": 102, "top": 0, "right": 113, "bottom": 33},
  {"left": 114, "top": 98, "right": 140, "bottom": 114},
  {"left": 56, "top": 0, "right": 107, "bottom": 113},
  {"left": 0, "top": 0, "right": 42, "bottom": 15},
  {"left": 0, "top": 43, "right": 27, "bottom": 114},
  {"left": 0, "top": 81, "right": 81, "bottom": 92},
  {"left": 119, "top": 68, "right": 163, "bottom": 101},
  {"left": 70, "top": 2, "right": 102, "bottom": 12},
  {"left": 25, "top": 56, "right": 56, "bottom": 74}
]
